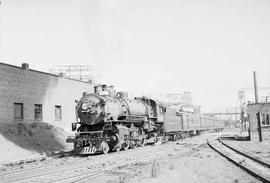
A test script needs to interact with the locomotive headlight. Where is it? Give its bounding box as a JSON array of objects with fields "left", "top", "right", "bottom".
[{"left": 81, "top": 103, "right": 88, "bottom": 110}]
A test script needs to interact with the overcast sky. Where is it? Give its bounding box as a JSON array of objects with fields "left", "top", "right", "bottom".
[{"left": 0, "top": 0, "right": 270, "bottom": 112}]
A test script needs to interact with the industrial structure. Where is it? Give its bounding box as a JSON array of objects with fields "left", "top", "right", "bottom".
[
  {"left": 205, "top": 107, "right": 241, "bottom": 128},
  {"left": 0, "top": 62, "right": 95, "bottom": 131},
  {"left": 166, "top": 92, "right": 201, "bottom": 113},
  {"left": 206, "top": 82, "right": 270, "bottom": 131},
  {"left": 49, "top": 65, "right": 100, "bottom": 84}
]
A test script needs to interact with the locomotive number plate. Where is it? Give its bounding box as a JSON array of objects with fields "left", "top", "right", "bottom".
[{"left": 80, "top": 146, "right": 97, "bottom": 154}]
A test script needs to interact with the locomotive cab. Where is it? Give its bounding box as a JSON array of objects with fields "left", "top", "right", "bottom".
[{"left": 140, "top": 97, "right": 166, "bottom": 123}]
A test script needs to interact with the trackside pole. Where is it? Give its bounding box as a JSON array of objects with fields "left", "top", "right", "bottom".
[
  {"left": 253, "top": 71, "right": 262, "bottom": 142},
  {"left": 256, "top": 112, "right": 262, "bottom": 142}
]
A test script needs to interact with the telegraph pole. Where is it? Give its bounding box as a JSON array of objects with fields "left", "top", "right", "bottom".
[{"left": 253, "top": 71, "right": 262, "bottom": 142}]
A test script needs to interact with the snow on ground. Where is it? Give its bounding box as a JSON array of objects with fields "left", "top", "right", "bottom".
[{"left": 0, "top": 122, "right": 72, "bottom": 164}]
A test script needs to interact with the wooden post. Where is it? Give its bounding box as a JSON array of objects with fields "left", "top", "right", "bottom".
[
  {"left": 256, "top": 112, "right": 262, "bottom": 142},
  {"left": 253, "top": 71, "right": 262, "bottom": 142}
]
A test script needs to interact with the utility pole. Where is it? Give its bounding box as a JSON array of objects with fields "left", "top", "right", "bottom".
[{"left": 253, "top": 71, "right": 262, "bottom": 142}]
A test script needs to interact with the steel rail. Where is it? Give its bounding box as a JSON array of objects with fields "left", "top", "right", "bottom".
[
  {"left": 60, "top": 156, "right": 155, "bottom": 183},
  {"left": 0, "top": 144, "right": 150, "bottom": 177},
  {"left": 207, "top": 139, "right": 270, "bottom": 183},
  {"left": 2, "top": 133, "right": 218, "bottom": 183},
  {"left": 3, "top": 148, "right": 160, "bottom": 183},
  {"left": 219, "top": 139, "right": 270, "bottom": 169},
  {"left": 69, "top": 139, "right": 215, "bottom": 183}
]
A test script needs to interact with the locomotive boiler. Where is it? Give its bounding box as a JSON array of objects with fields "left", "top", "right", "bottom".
[{"left": 67, "top": 85, "right": 164, "bottom": 154}]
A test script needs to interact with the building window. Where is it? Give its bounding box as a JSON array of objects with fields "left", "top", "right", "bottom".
[
  {"left": 266, "top": 114, "right": 270, "bottom": 125},
  {"left": 14, "top": 103, "right": 23, "bottom": 120},
  {"left": 261, "top": 114, "right": 266, "bottom": 126},
  {"left": 55, "top": 105, "right": 62, "bottom": 121},
  {"left": 260, "top": 113, "right": 270, "bottom": 126},
  {"left": 34, "top": 104, "right": 42, "bottom": 121}
]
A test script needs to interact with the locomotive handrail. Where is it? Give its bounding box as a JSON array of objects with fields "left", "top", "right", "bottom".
[
  {"left": 121, "top": 114, "right": 147, "bottom": 118},
  {"left": 118, "top": 97, "right": 131, "bottom": 115},
  {"left": 75, "top": 131, "right": 103, "bottom": 134},
  {"left": 116, "top": 120, "right": 144, "bottom": 123}
]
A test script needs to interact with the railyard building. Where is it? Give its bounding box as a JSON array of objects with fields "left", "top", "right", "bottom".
[
  {"left": 0, "top": 62, "right": 94, "bottom": 131},
  {"left": 247, "top": 102, "right": 270, "bottom": 141}
]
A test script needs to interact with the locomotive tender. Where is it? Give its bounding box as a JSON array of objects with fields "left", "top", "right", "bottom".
[{"left": 67, "top": 85, "right": 224, "bottom": 155}]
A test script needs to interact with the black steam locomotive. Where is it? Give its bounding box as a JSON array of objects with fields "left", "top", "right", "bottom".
[{"left": 66, "top": 85, "right": 224, "bottom": 154}]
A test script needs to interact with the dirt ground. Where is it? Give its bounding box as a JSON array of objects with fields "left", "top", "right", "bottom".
[
  {"left": 128, "top": 144, "right": 259, "bottom": 183},
  {"left": 0, "top": 129, "right": 263, "bottom": 183},
  {"left": 0, "top": 122, "right": 72, "bottom": 163},
  {"left": 126, "top": 133, "right": 260, "bottom": 183},
  {"left": 224, "top": 138, "right": 270, "bottom": 161}
]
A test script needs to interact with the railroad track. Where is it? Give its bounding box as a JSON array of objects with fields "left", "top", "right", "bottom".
[
  {"left": 207, "top": 139, "right": 270, "bottom": 183},
  {"left": 0, "top": 142, "right": 157, "bottom": 176},
  {"left": 0, "top": 145, "right": 153, "bottom": 178},
  {"left": 0, "top": 143, "right": 173, "bottom": 183},
  {"left": 2, "top": 156, "right": 147, "bottom": 183},
  {"left": 1, "top": 133, "right": 220, "bottom": 183},
  {"left": 53, "top": 156, "right": 153, "bottom": 183}
]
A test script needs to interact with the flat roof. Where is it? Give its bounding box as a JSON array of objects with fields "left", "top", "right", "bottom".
[
  {"left": 0, "top": 62, "right": 96, "bottom": 85},
  {"left": 247, "top": 102, "right": 270, "bottom": 106}
]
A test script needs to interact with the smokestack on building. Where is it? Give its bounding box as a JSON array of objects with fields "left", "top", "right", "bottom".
[
  {"left": 22, "top": 63, "right": 29, "bottom": 70},
  {"left": 253, "top": 71, "right": 259, "bottom": 103}
]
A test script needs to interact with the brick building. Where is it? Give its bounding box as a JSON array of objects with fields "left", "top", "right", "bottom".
[
  {"left": 247, "top": 103, "right": 270, "bottom": 141},
  {"left": 0, "top": 63, "right": 95, "bottom": 131}
]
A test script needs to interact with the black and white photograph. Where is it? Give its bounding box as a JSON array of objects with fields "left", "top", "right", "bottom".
[{"left": 0, "top": 0, "right": 270, "bottom": 182}]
